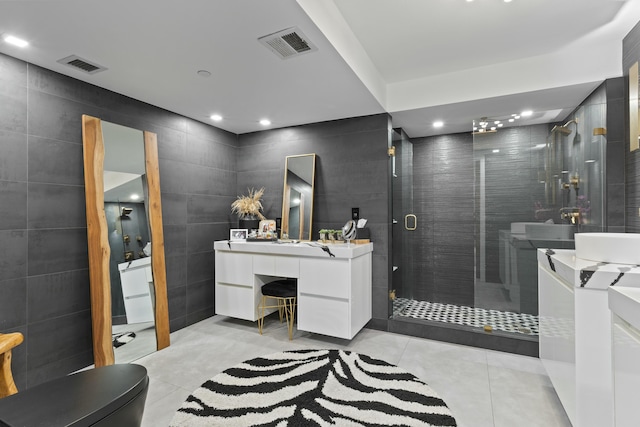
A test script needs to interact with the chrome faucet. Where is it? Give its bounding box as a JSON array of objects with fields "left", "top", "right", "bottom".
[{"left": 559, "top": 207, "right": 580, "bottom": 225}]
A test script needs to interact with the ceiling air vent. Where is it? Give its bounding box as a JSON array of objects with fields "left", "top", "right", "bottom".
[
  {"left": 258, "top": 27, "right": 318, "bottom": 60},
  {"left": 57, "top": 55, "right": 107, "bottom": 74}
]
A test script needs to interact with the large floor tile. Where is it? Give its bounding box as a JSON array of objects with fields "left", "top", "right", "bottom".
[
  {"left": 397, "top": 338, "right": 494, "bottom": 427},
  {"left": 141, "top": 385, "right": 192, "bottom": 427},
  {"left": 488, "top": 364, "right": 571, "bottom": 427}
]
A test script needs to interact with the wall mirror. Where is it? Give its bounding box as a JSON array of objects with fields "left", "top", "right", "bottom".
[
  {"left": 82, "top": 115, "right": 169, "bottom": 367},
  {"left": 281, "top": 153, "right": 316, "bottom": 240}
]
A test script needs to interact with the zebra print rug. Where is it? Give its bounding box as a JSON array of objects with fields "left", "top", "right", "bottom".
[
  {"left": 112, "top": 331, "right": 135, "bottom": 348},
  {"left": 170, "top": 349, "right": 456, "bottom": 426}
]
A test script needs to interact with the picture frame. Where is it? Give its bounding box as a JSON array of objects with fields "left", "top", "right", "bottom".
[
  {"left": 259, "top": 219, "right": 276, "bottom": 233},
  {"left": 230, "top": 228, "right": 248, "bottom": 241}
]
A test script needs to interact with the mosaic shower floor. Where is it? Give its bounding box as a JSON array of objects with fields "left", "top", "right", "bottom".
[{"left": 393, "top": 298, "right": 539, "bottom": 336}]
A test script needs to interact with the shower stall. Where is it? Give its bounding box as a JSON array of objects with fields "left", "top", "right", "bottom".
[{"left": 390, "top": 101, "right": 607, "bottom": 349}]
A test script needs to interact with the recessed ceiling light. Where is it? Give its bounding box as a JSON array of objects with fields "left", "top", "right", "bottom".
[
  {"left": 514, "top": 115, "right": 521, "bottom": 119},
  {"left": 4, "top": 35, "right": 28, "bottom": 48},
  {"left": 508, "top": 118, "right": 515, "bottom": 123},
  {"left": 197, "top": 70, "right": 211, "bottom": 78},
  {"left": 433, "top": 121, "right": 444, "bottom": 128},
  {"left": 210, "top": 114, "right": 222, "bottom": 122},
  {"left": 130, "top": 194, "right": 139, "bottom": 200},
  {"left": 504, "top": 0, "right": 513, "bottom": 3},
  {"left": 490, "top": 126, "right": 497, "bottom": 131},
  {"left": 585, "top": 159, "right": 596, "bottom": 163},
  {"left": 498, "top": 123, "right": 503, "bottom": 127},
  {"left": 492, "top": 149, "right": 500, "bottom": 153},
  {"left": 259, "top": 119, "right": 271, "bottom": 126},
  {"left": 535, "top": 144, "right": 546, "bottom": 149},
  {"left": 521, "top": 110, "right": 533, "bottom": 117}
]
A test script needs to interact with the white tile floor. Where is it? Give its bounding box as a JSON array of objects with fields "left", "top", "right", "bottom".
[
  {"left": 113, "top": 321, "right": 156, "bottom": 364},
  {"left": 135, "top": 315, "right": 571, "bottom": 427}
]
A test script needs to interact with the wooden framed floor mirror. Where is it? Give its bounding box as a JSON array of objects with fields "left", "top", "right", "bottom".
[{"left": 82, "top": 115, "right": 170, "bottom": 366}]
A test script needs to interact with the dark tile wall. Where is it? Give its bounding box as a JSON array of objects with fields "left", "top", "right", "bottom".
[
  {"left": 0, "top": 52, "right": 237, "bottom": 389},
  {"left": 605, "top": 78, "right": 625, "bottom": 232},
  {"left": 409, "top": 133, "right": 475, "bottom": 306},
  {"left": 237, "top": 114, "right": 392, "bottom": 325},
  {"left": 624, "top": 20, "right": 640, "bottom": 232}
]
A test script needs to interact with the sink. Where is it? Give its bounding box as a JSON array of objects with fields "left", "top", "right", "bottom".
[
  {"left": 575, "top": 233, "right": 640, "bottom": 264},
  {"left": 525, "top": 223, "right": 575, "bottom": 239},
  {"left": 510, "top": 222, "right": 538, "bottom": 234}
]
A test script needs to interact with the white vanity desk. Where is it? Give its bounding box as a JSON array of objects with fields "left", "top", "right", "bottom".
[{"left": 214, "top": 240, "right": 373, "bottom": 340}]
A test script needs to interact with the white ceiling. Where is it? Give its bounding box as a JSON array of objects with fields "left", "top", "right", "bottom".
[{"left": 1, "top": 0, "right": 639, "bottom": 138}]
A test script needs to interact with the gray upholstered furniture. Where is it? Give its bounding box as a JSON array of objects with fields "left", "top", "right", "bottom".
[{"left": 0, "top": 364, "right": 149, "bottom": 427}]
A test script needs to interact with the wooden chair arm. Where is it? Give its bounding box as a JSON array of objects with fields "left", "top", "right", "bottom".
[{"left": 0, "top": 333, "right": 24, "bottom": 355}]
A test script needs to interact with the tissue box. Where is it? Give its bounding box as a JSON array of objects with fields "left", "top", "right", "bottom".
[{"left": 356, "top": 227, "right": 370, "bottom": 239}]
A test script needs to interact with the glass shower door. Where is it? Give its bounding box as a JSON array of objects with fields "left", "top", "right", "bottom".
[{"left": 390, "top": 129, "right": 414, "bottom": 316}]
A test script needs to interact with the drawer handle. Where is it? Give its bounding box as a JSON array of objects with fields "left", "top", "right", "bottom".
[{"left": 125, "top": 293, "right": 150, "bottom": 300}]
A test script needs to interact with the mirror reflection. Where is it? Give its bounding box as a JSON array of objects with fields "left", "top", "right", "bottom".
[
  {"left": 281, "top": 154, "right": 316, "bottom": 240},
  {"left": 102, "top": 121, "right": 157, "bottom": 363}
]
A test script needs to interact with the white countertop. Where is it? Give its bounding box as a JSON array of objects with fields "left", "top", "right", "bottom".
[
  {"left": 118, "top": 256, "right": 151, "bottom": 271},
  {"left": 609, "top": 286, "right": 640, "bottom": 331},
  {"left": 213, "top": 240, "right": 373, "bottom": 259},
  {"left": 538, "top": 248, "right": 640, "bottom": 290}
]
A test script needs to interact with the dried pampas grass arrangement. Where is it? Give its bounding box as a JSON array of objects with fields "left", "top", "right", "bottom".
[{"left": 231, "top": 187, "right": 266, "bottom": 220}]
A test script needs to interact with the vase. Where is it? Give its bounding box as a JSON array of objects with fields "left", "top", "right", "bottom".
[{"left": 239, "top": 217, "right": 260, "bottom": 231}]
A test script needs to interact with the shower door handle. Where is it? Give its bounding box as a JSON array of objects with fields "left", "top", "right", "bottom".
[{"left": 404, "top": 214, "right": 417, "bottom": 231}]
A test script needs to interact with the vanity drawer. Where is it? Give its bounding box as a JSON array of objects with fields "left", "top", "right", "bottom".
[
  {"left": 253, "top": 255, "right": 299, "bottom": 277},
  {"left": 297, "top": 294, "right": 350, "bottom": 339},
  {"left": 299, "top": 258, "right": 350, "bottom": 299},
  {"left": 215, "top": 252, "right": 253, "bottom": 285},
  {"left": 215, "top": 283, "right": 255, "bottom": 321}
]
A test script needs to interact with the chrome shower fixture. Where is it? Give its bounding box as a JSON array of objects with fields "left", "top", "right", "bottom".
[{"left": 551, "top": 118, "right": 578, "bottom": 136}]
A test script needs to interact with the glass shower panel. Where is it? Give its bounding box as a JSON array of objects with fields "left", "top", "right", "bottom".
[
  {"left": 473, "top": 105, "right": 606, "bottom": 337},
  {"left": 391, "top": 128, "right": 414, "bottom": 316},
  {"left": 561, "top": 104, "right": 606, "bottom": 231}
]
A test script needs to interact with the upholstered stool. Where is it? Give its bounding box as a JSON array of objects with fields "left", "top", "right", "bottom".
[{"left": 257, "top": 279, "right": 297, "bottom": 340}]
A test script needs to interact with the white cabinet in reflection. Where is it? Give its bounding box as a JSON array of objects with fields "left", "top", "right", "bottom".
[{"left": 118, "top": 257, "right": 155, "bottom": 324}]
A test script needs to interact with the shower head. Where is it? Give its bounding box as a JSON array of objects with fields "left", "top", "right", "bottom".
[
  {"left": 551, "top": 119, "right": 578, "bottom": 136},
  {"left": 551, "top": 125, "right": 572, "bottom": 135}
]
